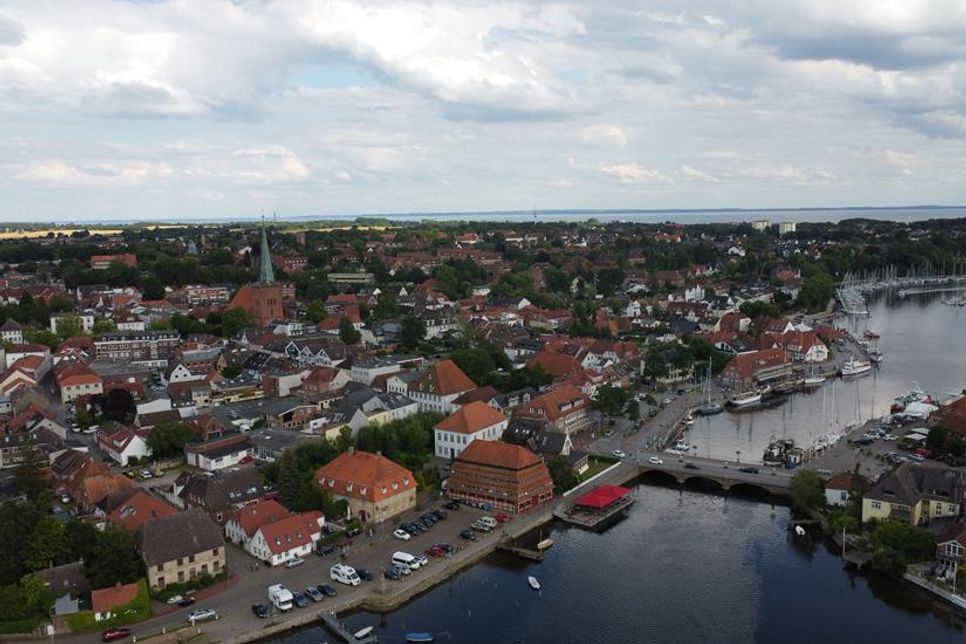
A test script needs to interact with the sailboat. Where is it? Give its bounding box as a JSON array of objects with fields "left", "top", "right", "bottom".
[
  {"left": 698, "top": 360, "right": 723, "bottom": 415},
  {"left": 803, "top": 363, "right": 826, "bottom": 387}
]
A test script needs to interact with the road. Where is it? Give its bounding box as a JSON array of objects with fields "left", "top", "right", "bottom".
[
  {"left": 68, "top": 501, "right": 509, "bottom": 644},
  {"left": 633, "top": 451, "right": 796, "bottom": 492}
]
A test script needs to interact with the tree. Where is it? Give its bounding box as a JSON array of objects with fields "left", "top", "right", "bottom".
[
  {"left": 739, "top": 300, "right": 782, "bottom": 319},
  {"left": 92, "top": 318, "right": 117, "bottom": 334},
  {"left": 101, "top": 388, "right": 136, "bottom": 424},
  {"left": 23, "top": 329, "right": 59, "bottom": 349},
  {"left": 276, "top": 450, "right": 302, "bottom": 508},
  {"left": 221, "top": 364, "right": 242, "bottom": 379},
  {"left": 55, "top": 315, "right": 86, "bottom": 339},
  {"left": 789, "top": 469, "right": 825, "bottom": 512},
  {"left": 87, "top": 525, "right": 145, "bottom": 589},
  {"left": 65, "top": 520, "right": 100, "bottom": 564},
  {"left": 797, "top": 271, "right": 836, "bottom": 312},
  {"left": 338, "top": 317, "right": 361, "bottom": 345},
  {"left": 399, "top": 315, "right": 426, "bottom": 350},
  {"left": 595, "top": 385, "right": 631, "bottom": 416},
  {"left": 146, "top": 421, "right": 195, "bottom": 458},
  {"left": 450, "top": 346, "right": 496, "bottom": 386},
  {"left": 14, "top": 443, "right": 50, "bottom": 506},
  {"left": 221, "top": 307, "right": 252, "bottom": 338},
  {"left": 22, "top": 517, "right": 69, "bottom": 571},
  {"left": 927, "top": 426, "right": 948, "bottom": 452},
  {"left": 371, "top": 292, "right": 400, "bottom": 319},
  {"left": 305, "top": 301, "right": 329, "bottom": 324},
  {"left": 547, "top": 457, "right": 578, "bottom": 494}
]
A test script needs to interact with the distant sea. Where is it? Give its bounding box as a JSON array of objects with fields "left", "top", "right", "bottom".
[{"left": 59, "top": 205, "right": 966, "bottom": 226}]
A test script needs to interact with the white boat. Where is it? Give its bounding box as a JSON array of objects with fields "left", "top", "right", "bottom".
[
  {"left": 527, "top": 576, "right": 541, "bottom": 591},
  {"left": 727, "top": 391, "right": 762, "bottom": 407},
  {"left": 794, "top": 525, "right": 806, "bottom": 537},
  {"left": 840, "top": 358, "right": 872, "bottom": 377},
  {"left": 698, "top": 360, "right": 724, "bottom": 415},
  {"left": 354, "top": 626, "right": 375, "bottom": 639},
  {"left": 803, "top": 375, "right": 826, "bottom": 387}
]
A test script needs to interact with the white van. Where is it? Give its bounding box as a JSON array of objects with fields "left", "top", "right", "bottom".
[
  {"left": 392, "top": 551, "right": 420, "bottom": 571},
  {"left": 330, "top": 563, "right": 362, "bottom": 586}
]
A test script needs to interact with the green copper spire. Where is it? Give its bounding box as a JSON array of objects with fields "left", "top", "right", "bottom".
[{"left": 259, "top": 221, "right": 275, "bottom": 284}]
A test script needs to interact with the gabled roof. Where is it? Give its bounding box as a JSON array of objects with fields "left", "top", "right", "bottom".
[
  {"left": 91, "top": 581, "right": 140, "bottom": 613},
  {"left": 229, "top": 499, "right": 290, "bottom": 539},
  {"left": 106, "top": 489, "right": 177, "bottom": 531},
  {"left": 314, "top": 449, "right": 414, "bottom": 503},
  {"left": 256, "top": 511, "right": 324, "bottom": 555},
  {"left": 140, "top": 507, "right": 224, "bottom": 566},
  {"left": 455, "top": 439, "right": 543, "bottom": 471},
  {"left": 435, "top": 401, "right": 507, "bottom": 434},
  {"left": 410, "top": 360, "right": 476, "bottom": 396}
]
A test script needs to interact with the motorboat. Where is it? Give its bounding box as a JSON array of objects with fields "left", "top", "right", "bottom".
[
  {"left": 840, "top": 358, "right": 872, "bottom": 377},
  {"left": 727, "top": 391, "right": 762, "bottom": 407},
  {"left": 354, "top": 626, "right": 375, "bottom": 640},
  {"left": 405, "top": 633, "right": 436, "bottom": 643},
  {"left": 794, "top": 525, "right": 806, "bottom": 537},
  {"left": 863, "top": 329, "right": 880, "bottom": 339},
  {"left": 803, "top": 374, "right": 826, "bottom": 387},
  {"left": 868, "top": 350, "right": 884, "bottom": 364},
  {"left": 528, "top": 576, "right": 541, "bottom": 591}
]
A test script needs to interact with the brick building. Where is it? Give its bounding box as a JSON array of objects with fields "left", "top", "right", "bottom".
[{"left": 445, "top": 440, "right": 554, "bottom": 513}]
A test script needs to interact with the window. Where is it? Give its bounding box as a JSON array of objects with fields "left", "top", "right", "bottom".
[
  {"left": 871, "top": 501, "right": 882, "bottom": 510},
  {"left": 156, "top": 564, "right": 163, "bottom": 572},
  {"left": 177, "top": 559, "right": 183, "bottom": 567},
  {"left": 212, "top": 548, "right": 219, "bottom": 557},
  {"left": 189, "top": 555, "right": 195, "bottom": 564}
]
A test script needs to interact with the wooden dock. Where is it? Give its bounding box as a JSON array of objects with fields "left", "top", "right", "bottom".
[
  {"left": 497, "top": 541, "right": 544, "bottom": 561},
  {"left": 318, "top": 610, "right": 377, "bottom": 643}
]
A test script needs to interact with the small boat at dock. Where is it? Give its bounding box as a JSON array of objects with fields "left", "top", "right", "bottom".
[
  {"left": 528, "top": 576, "right": 541, "bottom": 591},
  {"left": 803, "top": 375, "right": 826, "bottom": 387},
  {"left": 727, "top": 391, "right": 762, "bottom": 407},
  {"left": 840, "top": 358, "right": 872, "bottom": 377},
  {"left": 536, "top": 538, "right": 554, "bottom": 550},
  {"left": 405, "top": 633, "right": 435, "bottom": 643},
  {"left": 794, "top": 525, "right": 806, "bottom": 537},
  {"left": 354, "top": 626, "right": 375, "bottom": 640}
]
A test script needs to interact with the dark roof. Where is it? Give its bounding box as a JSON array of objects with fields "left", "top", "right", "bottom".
[
  {"left": 140, "top": 507, "right": 224, "bottom": 565},
  {"left": 865, "top": 463, "right": 966, "bottom": 506},
  {"left": 179, "top": 468, "right": 266, "bottom": 514},
  {"left": 37, "top": 561, "right": 88, "bottom": 596}
]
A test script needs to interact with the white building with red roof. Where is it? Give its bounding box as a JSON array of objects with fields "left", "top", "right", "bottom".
[
  {"left": 387, "top": 359, "right": 476, "bottom": 413},
  {"left": 434, "top": 400, "right": 509, "bottom": 459},
  {"left": 97, "top": 426, "right": 152, "bottom": 467},
  {"left": 56, "top": 362, "right": 104, "bottom": 403},
  {"left": 249, "top": 510, "right": 325, "bottom": 566}
]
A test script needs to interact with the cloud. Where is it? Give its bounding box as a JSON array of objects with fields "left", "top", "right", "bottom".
[
  {"left": 599, "top": 162, "right": 671, "bottom": 184},
  {"left": 577, "top": 125, "right": 629, "bottom": 148}
]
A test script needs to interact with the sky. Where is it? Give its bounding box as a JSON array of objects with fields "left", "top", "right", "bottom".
[{"left": 2, "top": 0, "right": 966, "bottom": 222}]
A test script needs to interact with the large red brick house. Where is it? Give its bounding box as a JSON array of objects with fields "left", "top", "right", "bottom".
[
  {"left": 445, "top": 440, "right": 554, "bottom": 513},
  {"left": 720, "top": 349, "right": 791, "bottom": 390}
]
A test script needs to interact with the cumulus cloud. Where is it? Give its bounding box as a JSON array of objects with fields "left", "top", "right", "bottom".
[{"left": 1, "top": 1, "right": 966, "bottom": 219}]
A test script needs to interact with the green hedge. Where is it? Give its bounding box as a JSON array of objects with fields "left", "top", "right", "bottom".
[
  {"left": 0, "top": 616, "right": 44, "bottom": 634},
  {"left": 67, "top": 580, "right": 151, "bottom": 632}
]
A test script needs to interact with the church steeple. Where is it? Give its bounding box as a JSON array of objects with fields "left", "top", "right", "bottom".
[{"left": 259, "top": 220, "right": 275, "bottom": 284}]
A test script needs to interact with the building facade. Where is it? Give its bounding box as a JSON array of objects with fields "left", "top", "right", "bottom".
[{"left": 445, "top": 440, "right": 554, "bottom": 513}]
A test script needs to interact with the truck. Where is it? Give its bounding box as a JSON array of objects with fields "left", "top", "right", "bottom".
[{"left": 267, "top": 584, "right": 293, "bottom": 612}]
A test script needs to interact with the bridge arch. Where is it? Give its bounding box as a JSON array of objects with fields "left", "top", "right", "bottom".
[
  {"left": 727, "top": 481, "right": 773, "bottom": 499},
  {"left": 681, "top": 475, "right": 725, "bottom": 491},
  {"left": 638, "top": 468, "right": 679, "bottom": 488}
]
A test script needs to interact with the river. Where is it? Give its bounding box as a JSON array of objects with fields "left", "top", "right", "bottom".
[
  {"left": 273, "top": 484, "right": 964, "bottom": 644},
  {"left": 688, "top": 291, "right": 966, "bottom": 463}
]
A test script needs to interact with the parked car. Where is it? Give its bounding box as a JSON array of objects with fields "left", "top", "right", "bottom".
[
  {"left": 291, "top": 591, "right": 309, "bottom": 608},
  {"left": 393, "top": 528, "right": 412, "bottom": 541},
  {"left": 345, "top": 526, "right": 362, "bottom": 538},
  {"left": 384, "top": 566, "right": 403, "bottom": 581},
  {"left": 435, "top": 543, "right": 453, "bottom": 554},
  {"left": 684, "top": 463, "right": 700, "bottom": 470},
  {"left": 612, "top": 449, "right": 627, "bottom": 458},
  {"left": 318, "top": 584, "right": 338, "bottom": 597},
  {"left": 176, "top": 597, "right": 195, "bottom": 608},
  {"left": 432, "top": 509, "right": 448, "bottom": 520},
  {"left": 316, "top": 544, "right": 336, "bottom": 557},
  {"left": 444, "top": 501, "right": 460, "bottom": 511},
  {"left": 285, "top": 557, "right": 306, "bottom": 568},
  {"left": 738, "top": 466, "right": 760, "bottom": 474},
  {"left": 186, "top": 608, "right": 218, "bottom": 623},
  {"left": 304, "top": 586, "right": 324, "bottom": 602},
  {"left": 460, "top": 528, "right": 477, "bottom": 540},
  {"left": 426, "top": 546, "right": 445, "bottom": 558},
  {"left": 101, "top": 628, "right": 132, "bottom": 642},
  {"left": 647, "top": 456, "right": 663, "bottom": 465},
  {"left": 602, "top": 429, "right": 615, "bottom": 437},
  {"left": 494, "top": 512, "right": 511, "bottom": 523},
  {"left": 140, "top": 469, "right": 153, "bottom": 479},
  {"left": 251, "top": 604, "right": 269, "bottom": 619},
  {"left": 166, "top": 595, "right": 185, "bottom": 604},
  {"left": 354, "top": 567, "right": 374, "bottom": 581}
]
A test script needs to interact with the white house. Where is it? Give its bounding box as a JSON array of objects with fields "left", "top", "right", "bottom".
[
  {"left": 433, "top": 401, "right": 509, "bottom": 459},
  {"left": 97, "top": 428, "right": 152, "bottom": 467},
  {"left": 50, "top": 313, "right": 95, "bottom": 335},
  {"left": 350, "top": 354, "right": 423, "bottom": 385},
  {"left": 387, "top": 360, "right": 476, "bottom": 414},
  {"left": 249, "top": 511, "right": 324, "bottom": 566},
  {"left": 824, "top": 472, "right": 864, "bottom": 507}
]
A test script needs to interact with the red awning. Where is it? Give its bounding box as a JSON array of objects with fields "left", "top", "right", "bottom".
[{"left": 573, "top": 484, "right": 631, "bottom": 509}]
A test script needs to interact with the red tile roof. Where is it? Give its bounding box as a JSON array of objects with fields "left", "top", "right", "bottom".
[
  {"left": 411, "top": 360, "right": 476, "bottom": 396},
  {"left": 455, "top": 439, "right": 543, "bottom": 471},
  {"left": 256, "top": 511, "right": 324, "bottom": 555},
  {"left": 314, "top": 450, "right": 414, "bottom": 503},
  {"left": 91, "top": 581, "right": 140, "bottom": 613},
  {"left": 106, "top": 489, "right": 177, "bottom": 531},
  {"left": 435, "top": 401, "right": 507, "bottom": 434},
  {"left": 229, "top": 499, "right": 290, "bottom": 539}
]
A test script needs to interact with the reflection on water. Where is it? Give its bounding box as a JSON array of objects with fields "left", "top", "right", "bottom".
[
  {"left": 689, "top": 293, "right": 966, "bottom": 463},
  {"left": 272, "top": 485, "right": 964, "bottom": 644}
]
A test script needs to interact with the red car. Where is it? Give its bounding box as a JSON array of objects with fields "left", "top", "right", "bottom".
[
  {"left": 494, "top": 512, "right": 511, "bottom": 524},
  {"left": 101, "top": 628, "right": 132, "bottom": 642},
  {"left": 425, "top": 546, "right": 445, "bottom": 558}
]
